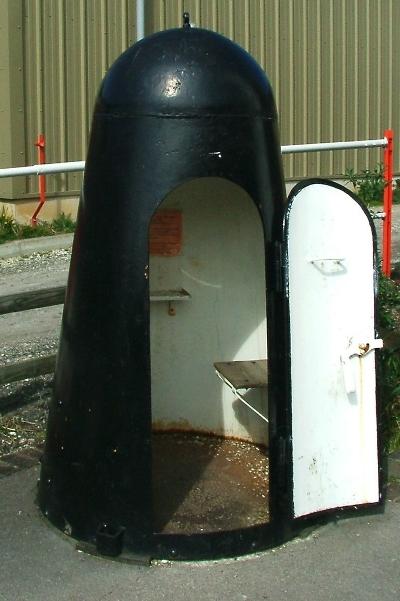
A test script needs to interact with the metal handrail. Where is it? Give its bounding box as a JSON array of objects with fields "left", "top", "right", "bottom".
[{"left": 0, "top": 138, "right": 389, "bottom": 178}]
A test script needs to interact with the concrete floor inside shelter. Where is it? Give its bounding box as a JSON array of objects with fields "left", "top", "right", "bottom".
[{"left": 152, "top": 433, "right": 269, "bottom": 534}]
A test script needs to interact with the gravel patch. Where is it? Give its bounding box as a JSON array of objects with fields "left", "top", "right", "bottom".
[
  {"left": 0, "top": 376, "right": 52, "bottom": 462},
  {"left": 0, "top": 248, "right": 70, "bottom": 460},
  {"left": 0, "top": 337, "right": 59, "bottom": 366},
  {"left": 0, "top": 248, "right": 71, "bottom": 278},
  {"left": 0, "top": 387, "right": 50, "bottom": 456}
]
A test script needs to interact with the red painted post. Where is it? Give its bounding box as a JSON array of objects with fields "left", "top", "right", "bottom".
[
  {"left": 382, "top": 129, "right": 394, "bottom": 277},
  {"left": 31, "top": 134, "right": 46, "bottom": 226}
]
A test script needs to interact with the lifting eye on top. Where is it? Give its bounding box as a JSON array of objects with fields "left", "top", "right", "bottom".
[{"left": 183, "top": 12, "right": 191, "bottom": 28}]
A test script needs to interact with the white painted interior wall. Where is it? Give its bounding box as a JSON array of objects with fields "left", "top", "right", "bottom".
[{"left": 150, "top": 178, "right": 268, "bottom": 444}]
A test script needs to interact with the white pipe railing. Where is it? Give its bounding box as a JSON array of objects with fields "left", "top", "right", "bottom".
[
  {"left": 0, "top": 138, "right": 389, "bottom": 178},
  {"left": 136, "top": 0, "right": 145, "bottom": 41},
  {"left": 0, "top": 161, "right": 85, "bottom": 178},
  {"left": 281, "top": 138, "right": 388, "bottom": 154}
]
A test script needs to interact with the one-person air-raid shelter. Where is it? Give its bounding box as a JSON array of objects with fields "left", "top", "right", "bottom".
[{"left": 38, "top": 18, "right": 383, "bottom": 561}]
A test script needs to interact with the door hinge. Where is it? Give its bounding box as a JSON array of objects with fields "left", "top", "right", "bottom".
[
  {"left": 277, "top": 436, "right": 291, "bottom": 467},
  {"left": 272, "top": 241, "right": 283, "bottom": 293},
  {"left": 277, "top": 435, "right": 291, "bottom": 491},
  {"left": 278, "top": 436, "right": 286, "bottom": 467}
]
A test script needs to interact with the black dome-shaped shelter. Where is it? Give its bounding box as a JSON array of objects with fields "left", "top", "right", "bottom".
[{"left": 38, "top": 22, "right": 292, "bottom": 560}]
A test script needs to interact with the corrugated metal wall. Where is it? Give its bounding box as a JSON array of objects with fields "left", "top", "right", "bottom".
[
  {"left": 20, "top": 0, "right": 399, "bottom": 196},
  {"left": 23, "top": 0, "right": 137, "bottom": 194}
]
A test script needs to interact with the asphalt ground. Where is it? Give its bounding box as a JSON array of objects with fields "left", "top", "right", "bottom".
[{"left": 0, "top": 464, "right": 398, "bottom": 601}]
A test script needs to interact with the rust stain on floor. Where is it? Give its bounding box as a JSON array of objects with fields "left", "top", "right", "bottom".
[{"left": 152, "top": 432, "right": 269, "bottom": 535}]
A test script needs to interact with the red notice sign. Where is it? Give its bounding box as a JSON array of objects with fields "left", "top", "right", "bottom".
[{"left": 149, "top": 210, "right": 182, "bottom": 256}]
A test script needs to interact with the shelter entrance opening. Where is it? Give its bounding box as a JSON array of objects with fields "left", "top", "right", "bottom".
[{"left": 149, "top": 178, "right": 270, "bottom": 535}]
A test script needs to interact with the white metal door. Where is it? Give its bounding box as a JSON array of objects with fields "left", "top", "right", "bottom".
[{"left": 286, "top": 181, "right": 381, "bottom": 519}]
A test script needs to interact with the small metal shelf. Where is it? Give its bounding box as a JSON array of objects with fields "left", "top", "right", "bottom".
[
  {"left": 150, "top": 288, "right": 191, "bottom": 315},
  {"left": 149, "top": 289, "right": 191, "bottom": 302},
  {"left": 214, "top": 360, "right": 268, "bottom": 423}
]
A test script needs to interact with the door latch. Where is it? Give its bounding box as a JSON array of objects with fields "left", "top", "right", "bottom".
[{"left": 340, "top": 338, "right": 383, "bottom": 394}]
